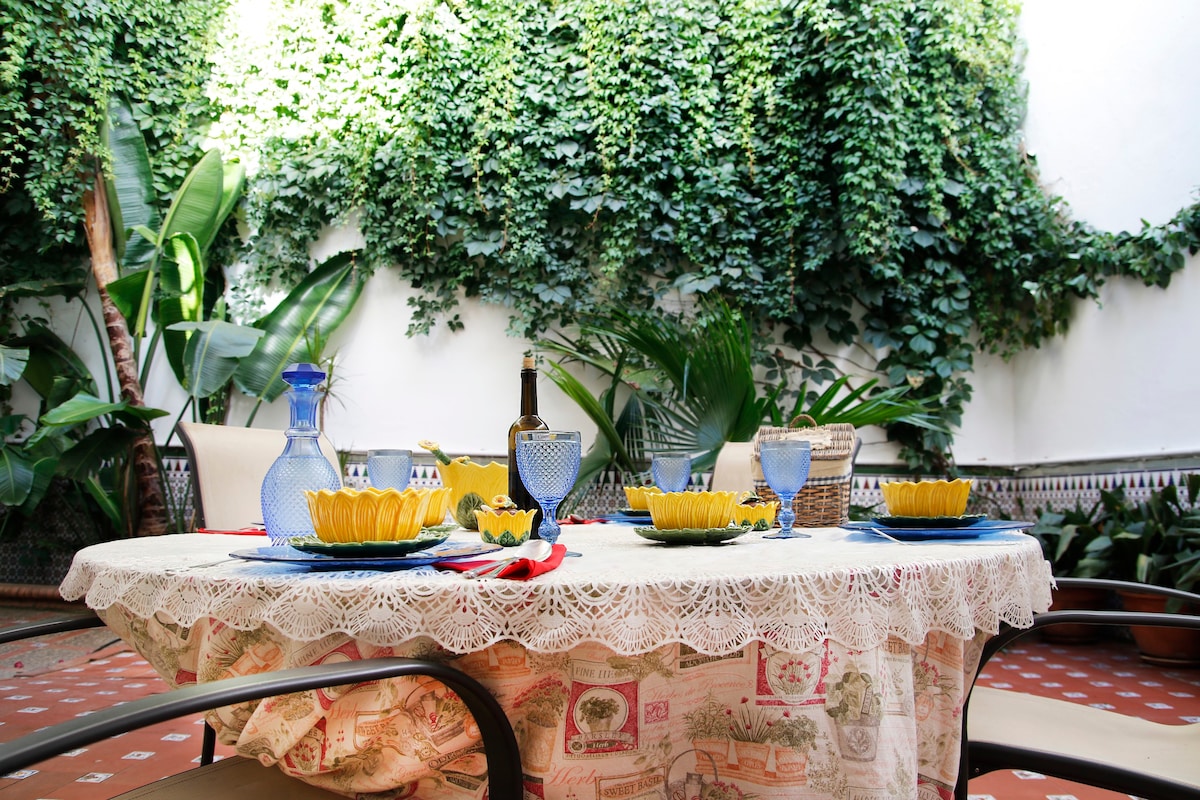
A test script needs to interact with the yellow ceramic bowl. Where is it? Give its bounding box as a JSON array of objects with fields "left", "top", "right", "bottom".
[
  {"left": 645, "top": 491, "right": 738, "bottom": 530},
  {"left": 415, "top": 486, "right": 452, "bottom": 527},
  {"left": 439, "top": 460, "right": 509, "bottom": 512},
  {"left": 623, "top": 485, "right": 663, "bottom": 510},
  {"left": 304, "top": 487, "right": 432, "bottom": 543},
  {"left": 474, "top": 508, "right": 538, "bottom": 547},
  {"left": 734, "top": 501, "right": 780, "bottom": 531},
  {"left": 880, "top": 479, "right": 972, "bottom": 518}
]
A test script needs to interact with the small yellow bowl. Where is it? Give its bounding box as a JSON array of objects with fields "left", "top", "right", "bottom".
[
  {"left": 415, "top": 487, "right": 452, "bottom": 527},
  {"left": 880, "top": 479, "right": 972, "bottom": 518},
  {"left": 645, "top": 491, "right": 738, "bottom": 530},
  {"left": 474, "top": 508, "right": 538, "bottom": 547},
  {"left": 623, "top": 485, "right": 663, "bottom": 510},
  {"left": 304, "top": 487, "right": 431, "bottom": 543},
  {"left": 734, "top": 501, "right": 779, "bottom": 531}
]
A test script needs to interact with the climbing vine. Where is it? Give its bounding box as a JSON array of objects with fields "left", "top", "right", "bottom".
[{"left": 6, "top": 0, "right": 1199, "bottom": 468}]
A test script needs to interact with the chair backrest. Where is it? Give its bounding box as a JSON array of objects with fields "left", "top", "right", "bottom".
[
  {"left": 710, "top": 441, "right": 755, "bottom": 494},
  {"left": 177, "top": 421, "right": 342, "bottom": 530}
]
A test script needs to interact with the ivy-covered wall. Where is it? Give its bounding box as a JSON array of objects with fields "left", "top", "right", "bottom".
[{"left": 5, "top": 0, "right": 1198, "bottom": 469}]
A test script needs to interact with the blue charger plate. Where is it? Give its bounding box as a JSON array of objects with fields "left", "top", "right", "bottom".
[{"left": 841, "top": 519, "right": 1034, "bottom": 541}]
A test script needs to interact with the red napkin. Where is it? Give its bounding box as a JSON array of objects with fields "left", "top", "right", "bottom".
[
  {"left": 197, "top": 527, "right": 268, "bottom": 535},
  {"left": 437, "top": 543, "right": 567, "bottom": 580}
]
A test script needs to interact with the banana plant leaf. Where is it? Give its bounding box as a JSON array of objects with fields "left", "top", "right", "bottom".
[
  {"left": 102, "top": 95, "right": 159, "bottom": 268},
  {"left": 56, "top": 426, "right": 138, "bottom": 482},
  {"left": 0, "top": 277, "right": 86, "bottom": 301},
  {"left": 0, "top": 345, "right": 28, "bottom": 386},
  {"left": 158, "top": 232, "right": 205, "bottom": 385},
  {"left": 233, "top": 251, "right": 366, "bottom": 407},
  {"left": 168, "top": 319, "right": 264, "bottom": 399},
  {"left": 0, "top": 446, "right": 36, "bottom": 506},
  {"left": 6, "top": 323, "right": 96, "bottom": 400},
  {"left": 131, "top": 148, "right": 224, "bottom": 338}
]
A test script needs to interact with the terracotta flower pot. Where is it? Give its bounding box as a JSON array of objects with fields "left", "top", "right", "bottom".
[
  {"left": 1043, "top": 585, "right": 1109, "bottom": 644},
  {"left": 1117, "top": 589, "right": 1200, "bottom": 667}
]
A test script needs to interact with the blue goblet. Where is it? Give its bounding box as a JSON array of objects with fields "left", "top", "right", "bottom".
[
  {"left": 651, "top": 454, "right": 692, "bottom": 493},
  {"left": 515, "top": 430, "right": 581, "bottom": 545},
  {"left": 759, "top": 439, "right": 812, "bottom": 539}
]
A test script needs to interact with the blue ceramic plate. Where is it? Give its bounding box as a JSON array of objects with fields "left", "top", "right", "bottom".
[
  {"left": 231, "top": 540, "right": 501, "bottom": 570},
  {"left": 841, "top": 519, "right": 1033, "bottom": 541}
]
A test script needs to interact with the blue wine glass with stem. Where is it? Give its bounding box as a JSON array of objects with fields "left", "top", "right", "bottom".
[
  {"left": 759, "top": 439, "right": 812, "bottom": 539},
  {"left": 516, "top": 431, "right": 581, "bottom": 545}
]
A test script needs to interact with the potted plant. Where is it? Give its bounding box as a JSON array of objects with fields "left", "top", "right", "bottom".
[
  {"left": 768, "top": 711, "right": 818, "bottom": 779},
  {"left": 684, "top": 694, "right": 730, "bottom": 770},
  {"left": 725, "top": 697, "right": 773, "bottom": 774},
  {"left": 1090, "top": 475, "right": 1200, "bottom": 664},
  {"left": 823, "top": 666, "right": 883, "bottom": 762},
  {"left": 1027, "top": 499, "right": 1113, "bottom": 642}
]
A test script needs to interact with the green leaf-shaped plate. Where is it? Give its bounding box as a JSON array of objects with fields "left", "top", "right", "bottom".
[
  {"left": 634, "top": 525, "right": 752, "bottom": 545},
  {"left": 288, "top": 528, "right": 453, "bottom": 557}
]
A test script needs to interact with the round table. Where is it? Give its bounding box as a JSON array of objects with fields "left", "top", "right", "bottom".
[{"left": 61, "top": 524, "right": 1053, "bottom": 800}]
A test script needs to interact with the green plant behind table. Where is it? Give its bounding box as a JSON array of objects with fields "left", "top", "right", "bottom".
[
  {"left": 540, "top": 299, "right": 942, "bottom": 502},
  {"left": 1090, "top": 476, "right": 1200, "bottom": 594},
  {"left": 1027, "top": 500, "right": 1112, "bottom": 579},
  {"left": 0, "top": 324, "right": 169, "bottom": 540}
]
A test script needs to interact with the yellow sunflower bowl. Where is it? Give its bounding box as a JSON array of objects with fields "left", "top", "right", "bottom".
[
  {"left": 623, "top": 485, "right": 663, "bottom": 511},
  {"left": 734, "top": 498, "right": 780, "bottom": 531},
  {"left": 880, "top": 479, "right": 972, "bottom": 518},
  {"left": 474, "top": 508, "right": 538, "bottom": 547},
  {"left": 304, "top": 487, "right": 432, "bottom": 543},
  {"left": 645, "top": 491, "right": 738, "bottom": 530},
  {"left": 415, "top": 486, "right": 453, "bottom": 528}
]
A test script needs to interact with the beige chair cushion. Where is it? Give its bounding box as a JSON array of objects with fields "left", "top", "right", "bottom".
[
  {"left": 710, "top": 441, "right": 754, "bottom": 494},
  {"left": 112, "top": 756, "right": 339, "bottom": 799},
  {"left": 177, "top": 421, "right": 342, "bottom": 530},
  {"left": 969, "top": 686, "right": 1200, "bottom": 788}
]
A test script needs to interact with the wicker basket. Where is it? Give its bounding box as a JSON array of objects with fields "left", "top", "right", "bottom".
[{"left": 752, "top": 415, "right": 857, "bottom": 527}]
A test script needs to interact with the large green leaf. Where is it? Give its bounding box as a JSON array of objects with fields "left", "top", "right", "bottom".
[
  {"left": 169, "top": 320, "right": 264, "bottom": 398},
  {"left": 200, "top": 161, "right": 246, "bottom": 254},
  {"left": 0, "top": 277, "right": 87, "bottom": 301},
  {"left": 233, "top": 251, "right": 366, "bottom": 405},
  {"left": 158, "top": 232, "right": 205, "bottom": 385},
  {"left": 0, "top": 345, "right": 29, "bottom": 386},
  {"left": 102, "top": 95, "right": 159, "bottom": 268},
  {"left": 40, "top": 394, "right": 129, "bottom": 427},
  {"left": 56, "top": 427, "right": 138, "bottom": 481},
  {"left": 7, "top": 323, "right": 96, "bottom": 399},
  {"left": 160, "top": 149, "right": 223, "bottom": 245},
  {"left": 131, "top": 148, "right": 224, "bottom": 337},
  {"left": 0, "top": 445, "right": 36, "bottom": 506}
]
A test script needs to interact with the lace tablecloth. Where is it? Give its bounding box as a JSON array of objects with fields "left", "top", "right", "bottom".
[
  {"left": 60, "top": 526, "right": 1051, "bottom": 656},
  {"left": 60, "top": 525, "right": 1053, "bottom": 800}
]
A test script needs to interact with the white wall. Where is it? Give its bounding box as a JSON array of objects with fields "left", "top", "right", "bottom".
[{"left": 993, "top": 0, "right": 1200, "bottom": 466}]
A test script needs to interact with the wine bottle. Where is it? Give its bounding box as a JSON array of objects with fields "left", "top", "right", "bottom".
[{"left": 508, "top": 356, "right": 549, "bottom": 534}]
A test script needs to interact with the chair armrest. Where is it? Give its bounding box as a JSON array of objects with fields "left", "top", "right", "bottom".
[
  {"left": 0, "top": 657, "right": 523, "bottom": 796},
  {"left": 0, "top": 612, "right": 105, "bottom": 645}
]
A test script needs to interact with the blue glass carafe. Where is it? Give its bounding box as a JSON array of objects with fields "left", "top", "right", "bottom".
[{"left": 260, "top": 363, "right": 342, "bottom": 544}]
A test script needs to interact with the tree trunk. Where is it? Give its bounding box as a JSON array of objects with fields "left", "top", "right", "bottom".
[{"left": 83, "top": 170, "right": 168, "bottom": 537}]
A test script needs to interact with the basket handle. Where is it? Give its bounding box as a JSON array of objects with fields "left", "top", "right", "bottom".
[{"left": 788, "top": 414, "right": 817, "bottom": 429}]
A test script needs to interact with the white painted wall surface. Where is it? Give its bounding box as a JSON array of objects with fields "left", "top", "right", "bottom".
[{"left": 995, "top": 0, "right": 1200, "bottom": 465}]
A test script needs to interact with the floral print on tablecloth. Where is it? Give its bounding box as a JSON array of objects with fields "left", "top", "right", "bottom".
[{"left": 98, "top": 607, "right": 984, "bottom": 800}]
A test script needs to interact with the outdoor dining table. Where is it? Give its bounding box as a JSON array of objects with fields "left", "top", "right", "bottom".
[{"left": 59, "top": 523, "right": 1053, "bottom": 800}]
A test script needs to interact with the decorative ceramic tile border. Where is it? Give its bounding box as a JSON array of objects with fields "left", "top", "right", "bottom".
[{"left": 158, "top": 456, "right": 1200, "bottom": 525}]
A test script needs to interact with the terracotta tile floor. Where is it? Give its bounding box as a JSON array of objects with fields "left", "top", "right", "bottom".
[{"left": 0, "top": 604, "right": 1197, "bottom": 799}]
